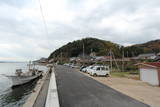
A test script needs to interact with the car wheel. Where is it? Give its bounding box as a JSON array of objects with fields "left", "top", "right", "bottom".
[
  {"left": 93, "top": 73, "right": 97, "bottom": 77},
  {"left": 105, "top": 74, "right": 109, "bottom": 77}
]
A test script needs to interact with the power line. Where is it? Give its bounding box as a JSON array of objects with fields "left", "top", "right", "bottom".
[
  {"left": 38, "top": 0, "right": 52, "bottom": 56},
  {"left": 38, "top": 0, "right": 49, "bottom": 37}
]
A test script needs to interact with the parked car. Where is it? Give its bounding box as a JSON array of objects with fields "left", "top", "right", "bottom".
[
  {"left": 72, "top": 65, "right": 79, "bottom": 68},
  {"left": 81, "top": 65, "right": 92, "bottom": 72},
  {"left": 81, "top": 67, "right": 88, "bottom": 72},
  {"left": 68, "top": 63, "right": 74, "bottom": 68},
  {"left": 80, "top": 65, "right": 87, "bottom": 71},
  {"left": 90, "top": 66, "right": 110, "bottom": 77},
  {"left": 85, "top": 66, "right": 95, "bottom": 73},
  {"left": 63, "top": 63, "right": 70, "bottom": 66},
  {"left": 87, "top": 66, "right": 96, "bottom": 74}
]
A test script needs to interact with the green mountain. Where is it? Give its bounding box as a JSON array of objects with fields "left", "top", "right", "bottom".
[
  {"left": 48, "top": 38, "right": 160, "bottom": 60},
  {"left": 124, "top": 39, "right": 160, "bottom": 57},
  {"left": 48, "top": 38, "right": 122, "bottom": 59}
]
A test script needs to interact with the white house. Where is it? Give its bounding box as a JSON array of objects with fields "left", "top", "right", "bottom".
[
  {"left": 137, "top": 62, "right": 160, "bottom": 86},
  {"left": 138, "top": 53, "right": 156, "bottom": 59}
]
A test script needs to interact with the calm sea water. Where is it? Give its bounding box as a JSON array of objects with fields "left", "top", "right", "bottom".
[{"left": 0, "top": 63, "right": 47, "bottom": 107}]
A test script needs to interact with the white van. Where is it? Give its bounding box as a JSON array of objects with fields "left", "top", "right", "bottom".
[
  {"left": 90, "top": 66, "right": 110, "bottom": 76},
  {"left": 82, "top": 65, "right": 94, "bottom": 73}
]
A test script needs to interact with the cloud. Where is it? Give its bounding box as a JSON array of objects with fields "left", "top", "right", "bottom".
[{"left": 0, "top": 0, "right": 160, "bottom": 61}]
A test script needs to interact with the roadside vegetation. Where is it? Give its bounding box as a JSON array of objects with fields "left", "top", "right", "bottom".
[
  {"left": 108, "top": 61, "right": 140, "bottom": 80},
  {"left": 111, "top": 67, "right": 139, "bottom": 80}
]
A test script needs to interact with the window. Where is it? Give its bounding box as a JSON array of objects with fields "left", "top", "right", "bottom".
[
  {"left": 96, "top": 67, "right": 100, "bottom": 71},
  {"left": 101, "top": 67, "right": 106, "bottom": 70}
]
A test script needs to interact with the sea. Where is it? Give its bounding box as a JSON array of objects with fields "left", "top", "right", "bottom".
[{"left": 0, "top": 62, "right": 48, "bottom": 107}]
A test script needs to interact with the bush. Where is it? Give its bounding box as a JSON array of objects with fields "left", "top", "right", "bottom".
[{"left": 125, "top": 65, "right": 137, "bottom": 71}]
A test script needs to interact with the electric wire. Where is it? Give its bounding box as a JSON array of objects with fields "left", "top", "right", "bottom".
[{"left": 38, "top": 0, "right": 49, "bottom": 38}]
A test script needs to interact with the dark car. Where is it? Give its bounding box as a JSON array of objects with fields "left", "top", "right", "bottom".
[{"left": 80, "top": 65, "right": 87, "bottom": 71}]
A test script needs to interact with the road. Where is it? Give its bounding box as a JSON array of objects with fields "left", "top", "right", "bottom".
[{"left": 55, "top": 65, "right": 149, "bottom": 107}]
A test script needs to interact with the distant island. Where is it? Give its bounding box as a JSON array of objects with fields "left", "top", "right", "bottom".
[{"left": 0, "top": 61, "right": 27, "bottom": 63}]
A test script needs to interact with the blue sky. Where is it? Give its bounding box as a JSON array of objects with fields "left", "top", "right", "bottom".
[{"left": 0, "top": 0, "right": 160, "bottom": 61}]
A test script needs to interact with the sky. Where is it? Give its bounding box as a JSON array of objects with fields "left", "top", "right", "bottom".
[{"left": 0, "top": 0, "right": 160, "bottom": 61}]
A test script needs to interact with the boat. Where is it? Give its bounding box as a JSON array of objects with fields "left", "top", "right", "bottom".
[
  {"left": 4, "top": 63, "right": 43, "bottom": 87},
  {"left": 5, "top": 69, "right": 42, "bottom": 87}
]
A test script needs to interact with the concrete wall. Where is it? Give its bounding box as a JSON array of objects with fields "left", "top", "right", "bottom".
[
  {"left": 45, "top": 68, "right": 59, "bottom": 107},
  {"left": 140, "top": 68, "right": 159, "bottom": 85}
]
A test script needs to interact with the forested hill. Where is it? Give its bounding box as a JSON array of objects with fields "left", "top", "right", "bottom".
[
  {"left": 48, "top": 38, "right": 160, "bottom": 59},
  {"left": 124, "top": 39, "right": 160, "bottom": 57},
  {"left": 48, "top": 38, "right": 122, "bottom": 59}
]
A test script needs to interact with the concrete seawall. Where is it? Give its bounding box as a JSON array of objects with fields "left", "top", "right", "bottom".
[
  {"left": 45, "top": 68, "right": 60, "bottom": 107},
  {"left": 23, "top": 67, "right": 59, "bottom": 107}
]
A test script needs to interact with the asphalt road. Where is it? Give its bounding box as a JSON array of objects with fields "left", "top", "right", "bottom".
[{"left": 55, "top": 65, "right": 149, "bottom": 107}]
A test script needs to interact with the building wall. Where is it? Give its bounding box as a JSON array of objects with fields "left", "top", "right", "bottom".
[
  {"left": 158, "top": 69, "right": 160, "bottom": 86},
  {"left": 140, "top": 67, "right": 159, "bottom": 85}
]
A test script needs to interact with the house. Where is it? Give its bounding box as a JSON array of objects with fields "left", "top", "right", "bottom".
[
  {"left": 94, "top": 56, "right": 111, "bottom": 62},
  {"left": 69, "top": 57, "right": 77, "bottom": 61},
  {"left": 90, "top": 52, "right": 96, "bottom": 57},
  {"left": 137, "top": 62, "right": 160, "bottom": 86},
  {"left": 154, "top": 56, "right": 160, "bottom": 62},
  {"left": 48, "top": 58, "right": 54, "bottom": 63},
  {"left": 154, "top": 53, "right": 160, "bottom": 62},
  {"left": 138, "top": 53, "right": 156, "bottom": 59}
]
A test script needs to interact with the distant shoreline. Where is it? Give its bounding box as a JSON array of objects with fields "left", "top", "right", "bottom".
[{"left": 0, "top": 61, "right": 27, "bottom": 63}]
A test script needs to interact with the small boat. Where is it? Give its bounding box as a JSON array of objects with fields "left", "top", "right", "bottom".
[
  {"left": 5, "top": 69, "right": 43, "bottom": 87},
  {"left": 4, "top": 62, "right": 43, "bottom": 87}
]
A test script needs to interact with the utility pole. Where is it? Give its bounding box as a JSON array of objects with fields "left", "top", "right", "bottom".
[
  {"left": 132, "top": 52, "right": 134, "bottom": 57},
  {"left": 90, "top": 48, "right": 93, "bottom": 53},
  {"left": 110, "top": 50, "right": 112, "bottom": 72},
  {"left": 122, "top": 50, "right": 124, "bottom": 72},
  {"left": 83, "top": 43, "right": 85, "bottom": 65},
  {"left": 127, "top": 51, "right": 128, "bottom": 58},
  {"left": 60, "top": 52, "right": 62, "bottom": 64},
  {"left": 83, "top": 43, "right": 85, "bottom": 59}
]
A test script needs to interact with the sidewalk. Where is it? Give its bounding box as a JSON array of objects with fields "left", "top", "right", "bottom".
[{"left": 82, "top": 72, "right": 160, "bottom": 107}]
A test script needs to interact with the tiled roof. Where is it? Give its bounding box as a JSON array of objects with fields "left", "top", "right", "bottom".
[{"left": 144, "top": 62, "right": 160, "bottom": 67}]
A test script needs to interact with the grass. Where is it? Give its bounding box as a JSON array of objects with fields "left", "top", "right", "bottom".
[
  {"left": 110, "top": 70, "right": 139, "bottom": 78},
  {"left": 111, "top": 72, "right": 130, "bottom": 77}
]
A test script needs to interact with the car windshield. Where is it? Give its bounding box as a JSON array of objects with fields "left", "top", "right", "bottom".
[
  {"left": 101, "top": 67, "right": 106, "bottom": 70},
  {"left": 96, "top": 67, "right": 101, "bottom": 70},
  {"left": 91, "top": 66, "right": 94, "bottom": 69}
]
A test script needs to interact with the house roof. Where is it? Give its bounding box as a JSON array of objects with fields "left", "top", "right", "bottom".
[
  {"left": 144, "top": 62, "right": 160, "bottom": 67},
  {"left": 136, "top": 62, "right": 160, "bottom": 68},
  {"left": 138, "top": 53, "right": 155, "bottom": 57}
]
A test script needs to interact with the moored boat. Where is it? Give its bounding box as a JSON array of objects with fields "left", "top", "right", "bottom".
[
  {"left": 5, "top": 69, "right": 43, "bottom": 87},
  {"left": 3, "top": 62, "right": 43, "bottom": 87}
]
